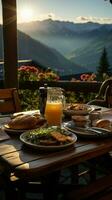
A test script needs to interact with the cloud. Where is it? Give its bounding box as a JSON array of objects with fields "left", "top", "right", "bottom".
[
  {"left": 39, "top": 12, "right": 56, "bottom": 20},
  {"left": 74, "top": 16, "right": 112, "bottom": 24}
]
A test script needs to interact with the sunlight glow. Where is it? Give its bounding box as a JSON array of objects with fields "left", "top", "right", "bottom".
[{"left": 19, "top": 8, "right": 34, "bottom": 22}]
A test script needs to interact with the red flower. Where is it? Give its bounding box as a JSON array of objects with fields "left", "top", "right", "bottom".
[{"left": 18, "top": 66, "right": 38, "bottom": 74}]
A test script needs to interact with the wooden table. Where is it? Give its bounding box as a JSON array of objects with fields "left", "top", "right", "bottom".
[{"left": 0, "top": 107, "right": 112, "bottom": 199}]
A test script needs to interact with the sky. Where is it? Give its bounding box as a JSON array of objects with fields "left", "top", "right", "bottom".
[{"left": 0, "top": 0, "right": 112, "bottom": 24}]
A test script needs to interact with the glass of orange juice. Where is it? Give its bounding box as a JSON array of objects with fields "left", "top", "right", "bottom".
[{"left": 45, "top": 87, "right": 64, "bottom": 126}]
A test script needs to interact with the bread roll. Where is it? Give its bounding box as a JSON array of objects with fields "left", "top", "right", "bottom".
[
  {"left": 95, "top": 119, "right": 111, "bottom": 129},
  {"left": 8, "top": 114, "right": 38, "bottom": 129}
]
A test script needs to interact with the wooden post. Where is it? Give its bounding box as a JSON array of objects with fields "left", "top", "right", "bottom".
[{"left": 2, "top": 0, "right": 18, "bottom": 88}]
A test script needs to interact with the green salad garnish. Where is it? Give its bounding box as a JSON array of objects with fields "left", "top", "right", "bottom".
[{"left": 25, "top": 126, "right": 71, "bottom": 145}]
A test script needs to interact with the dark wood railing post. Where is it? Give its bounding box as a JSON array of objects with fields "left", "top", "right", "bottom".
[{"left": 2, "top": 0, "right": 18, "bottom": 88}]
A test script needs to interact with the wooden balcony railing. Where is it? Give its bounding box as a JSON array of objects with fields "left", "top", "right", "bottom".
[
  {"left": 0, "top": 80, "right": 102, "bottom": 94},
  {"left": 18, "top": 80, "right": 102, "bottom": 94},
  {"left": 0, "top": 80, "right": 103, "bottom": 110}
]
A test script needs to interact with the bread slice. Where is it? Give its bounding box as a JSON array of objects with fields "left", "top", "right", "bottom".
[{"left": 95, "top": 119, "right": 111, "bottom": 129}]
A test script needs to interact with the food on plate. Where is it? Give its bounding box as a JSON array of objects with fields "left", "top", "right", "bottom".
[
  {"left": 72, "top": 115, "right": 89, "bottom": 127},
  {"left": 95, "top": 119, "right": 111, "bottom": 130},
  {"left": 33, "top": 113, "right": 41, "bottom": 118},
  {"left": 51, "top": 131, "right": 73, "bottom": 142},
  {"left": 66, "top": 103, "right": 90, "bottom": 111},
  {"left": 7, "top": 114, "right": 45, "bottom": 130},
  {"left": 25, "top": 126, "right": 74, "bottom": 146},
  {"left": 64, "top": 104, "right": 92, "bottom": 119}
]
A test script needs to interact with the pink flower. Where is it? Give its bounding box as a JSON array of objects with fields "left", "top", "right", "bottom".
[
  {"left": 18, "top": 66, "right": 60, "bottom": 81},
  {"left": 18, "top": 66, "right": 38, "bottom": 74},
  {"left": 80, "top": 74, "right": 89, "bottom": 81},
  {"left": 80, "top": 73, "right": 96, "bottom": 81}
]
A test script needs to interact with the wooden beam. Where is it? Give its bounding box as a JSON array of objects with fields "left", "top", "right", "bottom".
[{"left": 2, "top": 0, "right": 18, "bottom": 88}]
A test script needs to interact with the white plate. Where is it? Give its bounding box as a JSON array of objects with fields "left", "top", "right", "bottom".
[
  {"left": 3, "top": 123, "right": 46, "bottom": 134},
  {"left": 3, "top": 124, "right": 35, "bottom": 134},
  {"left": 63, "top": 121, "right": 112, "bottom": 139},
  {"left": 12, "top": 110, "right": 40, "bottom": 117},
  {"left": 20, "top": 130, "right": 77, "bottom": 151}
]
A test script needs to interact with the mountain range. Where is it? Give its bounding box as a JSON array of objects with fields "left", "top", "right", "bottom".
[
  {"left": 18, "top": 19, "right": 112, "bottom": 73},
  {"left": 0, "top": 22, "right": 88, "bottom": 77},
  {"left": 17, "top": 31, "right": 86, "bottom": 76},
  {"left": 0, "top": 19, "right": 112, "bottom": 79}
]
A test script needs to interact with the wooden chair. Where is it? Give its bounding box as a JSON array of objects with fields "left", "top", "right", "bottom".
[
  {"left": 0, "top": 88, "right": 52, "bottom": 200},
  {"left": 0, "top": 88, "right": 53, "bottom": 200},
  {"left": 87, "top": 78, "right": 112, "bottom": 108},
  {"left": 0, "top": 88, "right": 21, "bottom": 114},
  {"left": 87, "top": 78, "right": 112, "bottom": 172},
  {"left": 86, "top": 79, "right": 112, "bottom": 200},
  {"left": 0, "top": 88, "right": 22, "bottom": 199}
]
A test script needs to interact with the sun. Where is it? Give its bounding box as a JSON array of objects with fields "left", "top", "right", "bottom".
[{"left": 19, "top": 8, "right": 34, "bottom": 22}]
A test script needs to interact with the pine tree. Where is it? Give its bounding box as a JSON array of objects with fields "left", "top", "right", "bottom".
[
  {"left": 104, "top": 0, "right": 112, "bottom": 4},
  {"left": 97, "top": 47, "right": 111, "bottom": 81}
]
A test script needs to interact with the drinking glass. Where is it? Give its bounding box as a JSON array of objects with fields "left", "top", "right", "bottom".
[
  {"left": 45, "top": 87, "right": 64, "bottom": 126},
  {"left": 89, "top": 111, "right": 102, "bottom": 126}
]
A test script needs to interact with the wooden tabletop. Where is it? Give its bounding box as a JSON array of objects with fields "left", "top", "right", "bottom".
[{"left": 0, "top": 107, "right": 112, "bottom": 181}]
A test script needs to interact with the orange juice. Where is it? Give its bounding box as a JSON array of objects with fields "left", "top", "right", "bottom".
[{"left": 45, "top": 101, "right": 63, "bottom": 126}]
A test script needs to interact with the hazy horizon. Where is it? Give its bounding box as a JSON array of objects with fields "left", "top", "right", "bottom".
[{"left": 0, "top": 0, "right": 112, "bottom": 24}]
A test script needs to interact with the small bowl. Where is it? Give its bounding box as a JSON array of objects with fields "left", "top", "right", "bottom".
[
  {"left": 64, "top": 103, "right": 92, "bottom": 118},
  {"left": 72, "top": 115, "right": 90, "bottom": 128}
]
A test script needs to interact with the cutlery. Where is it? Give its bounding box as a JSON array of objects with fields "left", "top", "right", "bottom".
[
  {"left": 85, "top": 127, "right": 102, "bottom": 134},
  {"left": 92, "top": 127, "right": 112, "bottom": 133},
  {"left": 90, "top": 107, "right": 102, "bottom": 113},
  {"left": 73, "top": 127, "right": 103, "bottom": 136}
]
